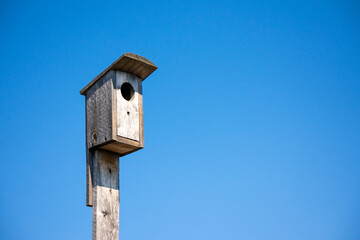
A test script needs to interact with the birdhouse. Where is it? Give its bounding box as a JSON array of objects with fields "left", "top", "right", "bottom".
[{"left": 80, "top": 53, "right": 157, "bottom": 156}]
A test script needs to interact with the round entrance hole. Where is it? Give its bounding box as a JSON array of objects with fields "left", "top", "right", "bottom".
[{"left": 121, "top": 82, "right": 134, "bottom": 101}]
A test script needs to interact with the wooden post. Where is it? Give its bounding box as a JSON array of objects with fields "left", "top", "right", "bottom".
[{"left": 92, "top": 150, "right": 120, "bottom": 240}]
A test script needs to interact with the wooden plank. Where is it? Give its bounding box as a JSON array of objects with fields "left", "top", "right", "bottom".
[
  {"left": 111, "top": 70, "right": 144, "bottom": 151},
  {"left": 115, "top": 71, "right": 141, "bottom": 141},
  {"left": 86, "top": 149, "right": 93, "bottom": 207},
  {"left": 80, "top": 53, "right": 157, "bottom": 95},
  {"left": 92, "top": 150, "right": 120, "bottom": 240},
  {"left": 100, "top": 142, "right": 139, "bottom": 156},
  {"left": 86, "top": 71, "right": 115, "bottom": 149},
  {"left": 86, "top": 96, "right": 93, "bottom": 207},
  {"left": 138, "top": 81, "right": 144, "bottom": 148}
]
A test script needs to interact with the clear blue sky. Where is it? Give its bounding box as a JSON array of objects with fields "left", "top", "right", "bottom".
[{"left": 0, "top": 0, "right": 359, "bottom": 239}]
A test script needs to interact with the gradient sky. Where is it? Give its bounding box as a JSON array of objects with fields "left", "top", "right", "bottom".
[{"left": 0, "top": 0, "right": 359, "bottom": 239}]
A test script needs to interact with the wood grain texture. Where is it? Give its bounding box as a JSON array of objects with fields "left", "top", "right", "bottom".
[
  {"left": 86, "top": 149, "right": 94, "bottom": 207},
  {"left": 85, "top": 69, "right": 143, "bottom": 156},
  {"left": 92, "top": 150, "right": 120, "bottom": 240},
  {"left": 138, "top": 85, "right": 144, "bottom": 148},
  {"left": 115, "top": 71, "right": 141, "bottom": 141},
  {"left": 80, "top": 53, "right": 157, "bottom": 95},
  {"left": 86, "top": 96, "right": 93, "bottom": 207},
  {"left": 86, "top": 71, "right": 114, "bottom": 206},
  {"left": 112, "top": 71, "right": 144, "bottom": 148},
  {"left": 100, "top": 141, "right": 139, "bottom": 157},
  {"left": 86, "top": 70, "right": 115, "bottom": 149}
]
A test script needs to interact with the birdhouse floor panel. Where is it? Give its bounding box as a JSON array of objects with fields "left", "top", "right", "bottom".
[{"left": 99, "top": 141, "right": 142, "bottom": 157}]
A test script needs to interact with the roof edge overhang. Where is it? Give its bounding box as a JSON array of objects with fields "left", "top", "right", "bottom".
[{"left": 80, "top": 53, "right": 157, "bottom": 95}]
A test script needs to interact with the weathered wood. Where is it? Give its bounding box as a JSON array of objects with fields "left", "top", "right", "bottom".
[
  {"left": 86, "top": 96, "right": 93, "bottom": 207},
  {"left": 82, "top": 53, "right": 156, "bottom": 157},
  {"left": 138, "top": 85, "right": 144, "bottom": 148},
  {"left": 92, "top": 150, "right": 120, "bottom": 240},
  {"left": 86, "top": 148, "right": 93, "bottom": 207},
  {"left": 85, "top": 69, "right": 144, "bottom": 158},
  {"left": 85, "top": 70, "right": 143, "bottom": 206},
  {"left": 81, "top": 53, "right": 157, "bottom": 240},
  {"left": 100, "top": 141, "right": 138, "bottom": 156},
  {"left": 86, "top": 70, "right": 115, "bottom": 149},
  {"left": 115, "top": 71, "right": 141, "bottom": 141},
  {"left": 80, "top": 53, "right": 157, "bottom": 95}
]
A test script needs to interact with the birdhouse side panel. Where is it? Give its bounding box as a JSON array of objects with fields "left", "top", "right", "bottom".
[{"left": 86, "top": 70, "right": 115, "bottom": 149}]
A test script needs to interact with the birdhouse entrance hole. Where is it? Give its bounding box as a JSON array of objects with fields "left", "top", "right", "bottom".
[{"left": 121, "top": 82, "right": 134, "bottom": 101}]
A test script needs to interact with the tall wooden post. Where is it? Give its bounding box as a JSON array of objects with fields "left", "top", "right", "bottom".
[
  {"left": 80, "top": 53, "right": 157, "bottom": 240},
  {"left": 92, "top": 150, "right": 120, "bottom": 240}
]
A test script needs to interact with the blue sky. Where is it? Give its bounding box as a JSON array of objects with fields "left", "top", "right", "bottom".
[{"left": 0, "top": 0, "right": 359, "bottom": 239}]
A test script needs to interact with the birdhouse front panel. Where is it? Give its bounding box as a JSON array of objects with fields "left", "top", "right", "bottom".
[{"left": 115, "top": 71, "right": 142, "bottom": 142}]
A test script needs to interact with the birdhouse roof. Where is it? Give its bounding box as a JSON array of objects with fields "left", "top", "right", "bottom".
[{"left": 80, "top": 53, "right": 157, "bottom": 95}]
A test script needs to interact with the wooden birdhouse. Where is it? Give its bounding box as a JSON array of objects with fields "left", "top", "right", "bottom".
[{"left": 80, "top": 53, "right": 157, "bottom": 156}]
